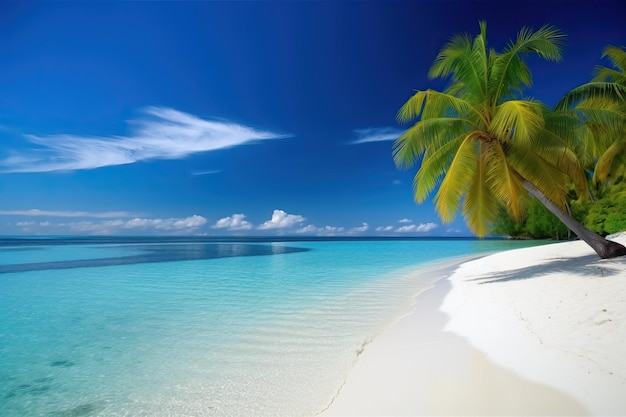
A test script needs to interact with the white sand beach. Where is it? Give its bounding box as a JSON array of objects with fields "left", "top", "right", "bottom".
[{"left": 320, "top": 234, "right": 626, "bottom": 416}]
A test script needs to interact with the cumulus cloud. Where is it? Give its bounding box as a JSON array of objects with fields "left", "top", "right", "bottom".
[
  {"left": 376, "top": 225, "right": 394, "bottom": 232},
  {"left": 2, "top": 107, "right": 289, "bottom": 173},
  {"left": 0, "top": 209, "right": 138, "bottom": 218},
  {"left": 212, "top": 214, "right": 253, "bottom": 230},
  {"left": 258, "top": 209, "right": 305, "bottom": 230},
  {"left": 398, "top": 218, "right": 412, "bottom": 223},
  {"left": 396, "top": 222, "right": 438, "bottom": 233},
  {"left": 351, "top": 127, "right": 404, "bottom": 145}
]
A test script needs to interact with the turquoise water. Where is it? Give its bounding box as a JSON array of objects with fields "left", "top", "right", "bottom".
[{"left": 0, "top": 237, "right": 549, "bottom": 417}]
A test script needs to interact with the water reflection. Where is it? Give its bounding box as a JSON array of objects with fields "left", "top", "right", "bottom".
[{"left": 0, "top": 243, "right": 309, "bottom": 274}]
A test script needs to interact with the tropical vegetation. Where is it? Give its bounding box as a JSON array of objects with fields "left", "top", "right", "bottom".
[
  {"left": 495, "top": 45, "right": 626, "bottom": 241},
  {"left": 393, "top": 22, "right": 626, "bottom": 258}
]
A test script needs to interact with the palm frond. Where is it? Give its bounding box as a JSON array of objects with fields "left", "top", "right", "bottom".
[
  {"left": 428, "top": 33, "right": 473, "bottom": 80},
  {"left": 491, "top": 24, "right": 564, "bottom": 104},
  {"left": 594, "top": 140, "right": 626, "bottom": 184},
  {"left": 490, "top": 54, "right": 532, "bottom": 101},
  {"left": 429, "top": 22, "right": 490, "bottom": 104},
  {"left": 392, "top": 117, "right": 468, "bottom": 169},
  {"left": 489, "top": 100, "right": 544, "bottom": 144},
  {"left": 463, "top": 141, "right": 501, "bottom": 236},
  {"left": 396, "top": 90, "right": 427, "bottom": 123},
  {"left": 506, "top": 146, "right": 569, "bottom": 209},
  {"left": 483, "top": 141, "right": 526, "bottom": 219},
  {"left": 507, "top": 24, "right": 565, "bottom": 61},
  {"left": 413, "top": 133, "right": 466, "bottom": 202},
  {"left": 434, "top": 133, "right": 480, "bottom": 222},
  {"left": 555, "top": 82, "right": 626, "bottom": 110},
  {"left": 600, "top": 45, "right": 626, "bottom": 75},
  {"left": 593, "top": 67, "right": 626, "bottom": 85}
]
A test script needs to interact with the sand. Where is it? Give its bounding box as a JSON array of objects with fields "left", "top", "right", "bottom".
[{"left": 320, "top": 233, "right": 626, "bottom": 416}]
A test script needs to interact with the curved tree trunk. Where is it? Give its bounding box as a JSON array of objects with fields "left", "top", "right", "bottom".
[{"left": 520, "top": 178, "right": 626, "bottom": 259}]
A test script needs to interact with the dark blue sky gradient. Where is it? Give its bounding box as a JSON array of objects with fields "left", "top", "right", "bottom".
[{"left": 1, "top": 1, "right": 624, "bottom": 236}]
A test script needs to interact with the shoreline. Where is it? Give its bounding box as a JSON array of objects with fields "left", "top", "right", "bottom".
[{"left": 321, "top": 235, "right": 626, "bottom": 416}]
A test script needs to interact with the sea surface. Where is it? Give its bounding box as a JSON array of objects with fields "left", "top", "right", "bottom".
[{"left": 0, "top": 236, "right": 549, "bottom": 417}]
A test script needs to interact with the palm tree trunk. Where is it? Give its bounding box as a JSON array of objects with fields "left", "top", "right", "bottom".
[{"left": 520, "top": 178, "right": 626, "bottom": 259}]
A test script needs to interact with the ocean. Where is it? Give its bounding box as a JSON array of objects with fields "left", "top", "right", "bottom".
[{"left": 0, "top": 237, "right": 548, "bottom": 417}]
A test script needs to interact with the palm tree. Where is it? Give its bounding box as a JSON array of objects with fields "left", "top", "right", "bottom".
[
  {"left": 393, "top": 22, "right": 626, "bottom": 259},
  {"left": 556, "top": 46, "right": 626, "bottom": 188}
]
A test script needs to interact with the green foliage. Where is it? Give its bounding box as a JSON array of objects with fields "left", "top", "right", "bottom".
[
  {"left": 582, "top": 183, "right": 626, "bottom": 235},
  {"left": 523, "top": 198, "right": 570, "bottom": 239},
  {"left": 491, "top": 206, "right": 524, "bottom": 237},
  {"left": 494, "top": 183, "right": 626, "bottom": 238},
  {"left": 491, "top": 198, "right": 570, "bottom": 239}
]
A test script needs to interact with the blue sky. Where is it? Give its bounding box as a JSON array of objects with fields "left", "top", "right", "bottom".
[{"left": 1, "top": 1, "right": 625, "bottom": 237}]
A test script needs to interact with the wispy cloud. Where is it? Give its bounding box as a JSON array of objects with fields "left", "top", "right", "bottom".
[
  {"left": 212, "top": 214, "right": 253, "bottom": 230},
  {"left": 295, "top": 222, "right": 368, "bottom": 236},
  {"left": 123, "top": 215, "right": 207, "bottom": 230},
  {"left": 2, "top": 107, "right": 289, "bottom": 173},
  {"left": 351, "top": 127, "right": 404, "bottom": 145},
  {"left": 0, "top": 209, "right": 139, "bottom": 218},
  {"left": 396, "top": 222, "right": 438, "bottom": 233},
  {"left": 258, "top": 209, "right": 305, "bottom": 230},
  {"left": 296, "top": 224, "right": 345, "bottom": 236},
  {"left": 349, "top": 222, "right": 369, "bottom": 233},
  {"left": 376, "top": 225, "right": 394, "bottom": 232},
  {"left": 192, "top": 170, "right": 221, "bottom": 176},
  {"left": 12, "top": 215, "right": 207, "bottom": 235},
  {"left": 376, "top": 222, "right": 438, "bottom": 234}
]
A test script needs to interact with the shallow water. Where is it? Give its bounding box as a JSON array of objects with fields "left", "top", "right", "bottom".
[{"left": 0, "top": 237, "right": 548, "bottom": 416}]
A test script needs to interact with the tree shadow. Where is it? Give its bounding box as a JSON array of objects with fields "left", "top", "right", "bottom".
[{"left": 467, "top": 253, "right": 626, "bottom": 284}]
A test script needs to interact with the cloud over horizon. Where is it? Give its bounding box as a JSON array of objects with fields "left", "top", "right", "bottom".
[
  {"left": 0, "top": 209, "right": 140, "bottom": 218},
  {"left": 1, "top": 107, "right": 289, "bottom": 173},
  {"left": 258, "top": 209, "right": 305, "bottom": 230},
  {"left": 375, "top": 221, "right": 438, "bottom": 234},
  {"left": 396, "top": 222, "right": 438, "bottom": 233},
  {"left": 212, "top": 214, "right": 253, "bottom": 230},
  {"left": 12, "top": 214, "right": 208, "bottom": 235}
]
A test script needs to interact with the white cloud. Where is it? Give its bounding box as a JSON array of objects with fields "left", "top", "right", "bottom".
[
  {"left": 192, "top": 170, "right": 221, "bottom": 176},
  {"left": 0, "top": 209, "right": 139, "bottom": 218},
  {"left": 212, "top": 214, "right": 253, "bottom": 230},
  {"left": 398, "top": 218, "right": 412, "bottom": 223},
  {"left": 123, "top": 215, "right": 207, "bottom": 230},
  {"left": 351, "top": 127, "right": 403, "bottom": 144},
  {"left": 2, "top": 107, "right": 289, "bottom": 173},
  {"left": 295, "top": 224, "right": 318, "bottom": 234},
  {"left": 258, "top": 209, "right": 305, "bottom": 230},
  {"left": 295, "top": 223, "right": 368, "bottom": 236},
  {"left": 396, "top": 222, "right": 438, "bottom": 233},
  {"left": 15, "top": 221, "right": 35, "bottom": 226},
  {"left": 296, "top": 224, "right": 345, "bottom": 236},
  {"left": 376, "top": 225, "right": 394, "bottom": 232},
  {"left": 349, "top": 222, "right": 369, "bottom": 233},
  {"left": 13, "top": 215, "right": 207, "bottom": 235},
  {"left": 69, "top": 220, "right": 126, "bottom": 234}
]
